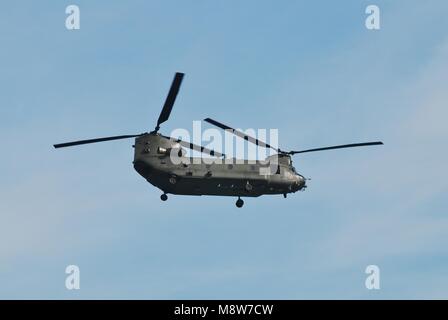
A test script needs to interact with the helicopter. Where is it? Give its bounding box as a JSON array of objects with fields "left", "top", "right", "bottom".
[{"left": 54, "top": 72, "right": 383, "bottom": 208}]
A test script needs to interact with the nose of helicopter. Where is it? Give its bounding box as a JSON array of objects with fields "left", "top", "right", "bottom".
[{"left": 293, "top": 174, "right": 306, "bottom": 191}]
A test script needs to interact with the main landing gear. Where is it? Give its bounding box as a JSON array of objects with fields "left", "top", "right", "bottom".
[
  {"left": 160, "top": 193, "right": 168, "bottom": 201},
  {"left": 236, "top": 197, "right": 244, "bottom": 208}
]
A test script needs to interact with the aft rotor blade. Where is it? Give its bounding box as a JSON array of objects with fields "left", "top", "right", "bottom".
[
  {"left": 163, "top": 135, "right": 225, "bottom": 158},
  {"left": 53, "top": 134, "right": 143, "bottom": 148},
  {"left": 204, "top": 118, "right": 280, "bottom": 152},
  {"left": 288, "top": 141, "right": 384, "bottom": 155},
  {"left": 155, "top": 72, "right": 184, "bottom": 131}
]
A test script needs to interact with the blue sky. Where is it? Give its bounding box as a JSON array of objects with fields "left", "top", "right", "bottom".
[{"left": 1, "top": 0, "right": 448, "bottom": 299}]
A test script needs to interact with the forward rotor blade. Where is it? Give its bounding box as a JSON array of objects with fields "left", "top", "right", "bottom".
[
  {"left": 155, "top": 72, "right": 184, "bottom": 131},
  {"left": 288, "top": 141, "right": 383, "bottom": 155},
  {"left": 53, "top": 134, "right": 143, "bottom": 148},
  {"left": 204, "top": 118, "right": 280, "bottom": 152},
  {"left": 162, "top": 135, "right": 225, "bottom": 158},
  {"left": 178, "top": 140, "right": 225, "bottom": 158}
]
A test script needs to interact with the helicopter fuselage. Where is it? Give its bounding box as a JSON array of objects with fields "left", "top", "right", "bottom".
[{"left": 133, "top": 133, "right": 306, "bottom": 197}]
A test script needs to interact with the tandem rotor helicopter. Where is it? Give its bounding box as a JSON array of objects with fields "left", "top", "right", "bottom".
[{"left": 54, "top": 72, "right": 383, "bottom": 208}]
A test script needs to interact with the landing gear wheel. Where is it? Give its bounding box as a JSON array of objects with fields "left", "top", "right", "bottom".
[
  {"left": 160, "top": 193, "right": 168, "bottom": 201},
  {"left": 236, "top": 197, "right": 244, "bottom": 208}
]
